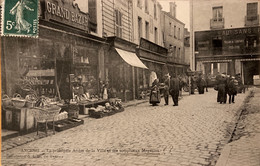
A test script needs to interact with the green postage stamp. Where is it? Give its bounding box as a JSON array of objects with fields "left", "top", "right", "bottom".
[{"left": 1, "top": 0, "right": 39, "bottom": 37}]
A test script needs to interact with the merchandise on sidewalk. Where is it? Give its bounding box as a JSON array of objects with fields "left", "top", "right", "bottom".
[{"left": 88, "top": 98, "right": 124, "bottom": 118}]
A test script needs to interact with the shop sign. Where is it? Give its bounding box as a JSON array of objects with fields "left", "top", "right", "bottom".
[
  {"left": 216, "top": 26, "right": 260, "bottom": 36},
  {"left": 1, "top": 0, "right": 39, "bottom": 37},
  {"left": 44, "top": 0, "right": 89, "bottom": 32}
]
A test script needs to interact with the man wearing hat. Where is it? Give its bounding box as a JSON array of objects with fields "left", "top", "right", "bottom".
[
  {"left": 163, "top": 73, "right": 170, "bottom": 105},
  {"left": 169, "top": 73, "right": 180, "bottom": 106}
]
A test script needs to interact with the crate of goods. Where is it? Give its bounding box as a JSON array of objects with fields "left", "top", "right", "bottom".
[{"left": 48, "top": 118, "right": 84, "bottom": 132}]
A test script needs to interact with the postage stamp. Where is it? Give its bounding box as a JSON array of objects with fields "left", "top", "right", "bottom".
[{"left": 1, "top": 0, "right": 39, "bottom": 37}]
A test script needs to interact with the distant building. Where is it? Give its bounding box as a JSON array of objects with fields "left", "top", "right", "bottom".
[
  {"left": 161, "top": 2, "right": 188, "bottom": 74},
  {"left": 193, "top": 0, "right": 260, "bottom": 85},
  {"left": 133, "top": 0, "right": 163, "bottom": 46}
]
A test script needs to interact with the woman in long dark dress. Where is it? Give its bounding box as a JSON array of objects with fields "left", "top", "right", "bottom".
[
  {"left": 217, "top": 74, "right": 227, "bottom": 104},
  {"left": 149, "top": 79, "right": 161, "bottom": 106}
]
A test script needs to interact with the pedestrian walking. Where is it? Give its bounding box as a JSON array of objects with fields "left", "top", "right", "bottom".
[
  {"left": 197, "top": 73, "right": 205, "bottom": 94},
  {"left": 227, "top": 76, "right": 237, "bottom": 104},
  {"left": 169, "top": 74, "right": 180, "bottom": 106},
  {"left": 149, "top": 79, "right": 161, "bottom": 106},
  {"left": 190, "top": 75, "right": 195, "bottom": 95},
  {"left": 217, "top": 74, "right": 227, "bottom": 104},
  {"left": 163, "top": 73, "right": 170, "bottom": 105},
  {"left": 205, "top": 73, "right": 210, "bottom": 92}
]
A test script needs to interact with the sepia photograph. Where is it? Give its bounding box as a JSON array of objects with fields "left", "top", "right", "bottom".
[{"left": 1, "top": 0, "right": 260, "bottom": 165}]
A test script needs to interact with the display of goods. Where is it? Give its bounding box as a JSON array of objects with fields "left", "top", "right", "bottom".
[
  {"left": 12, "top": 94, "right": 26, "bottom": 108},
  {"left": 2, "top": 95, "right": 12, "bottom": 107}
]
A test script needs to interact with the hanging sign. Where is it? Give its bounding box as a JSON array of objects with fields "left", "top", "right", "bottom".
[{"left": 1, "top": 0, "right": 39, "bottom": 37}]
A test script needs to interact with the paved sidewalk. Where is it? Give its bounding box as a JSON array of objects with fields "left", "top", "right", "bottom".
[
  {"left": 1, "top": 98, "right": 149, "bottom": 152},
  {"left": 216, "top": 87, "right": 260, "bottom": 166}
]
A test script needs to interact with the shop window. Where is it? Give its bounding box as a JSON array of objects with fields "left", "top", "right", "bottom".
[
  {"left": 247, "top": 3, "right": 258, "bottom": 21},
  {"left": 245, "top": 36, "right": 258, "bottom": 53},
  {"left": 145, "top": 21, "right": 149, "bottom": 40},
  {"left": 213, "top": 6, "right": 223, "bottom": 22},
  {"left": 115, "top": 9, "right": 122, "bottom": 38}
]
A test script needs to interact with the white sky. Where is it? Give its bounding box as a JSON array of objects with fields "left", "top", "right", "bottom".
[{"left": 158, "top": 0, "right": 190, "bottom": 31}]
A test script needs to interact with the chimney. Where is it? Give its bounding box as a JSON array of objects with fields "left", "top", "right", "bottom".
[{"left": 169, "top": 2, "right": 176, "bottom": 18}]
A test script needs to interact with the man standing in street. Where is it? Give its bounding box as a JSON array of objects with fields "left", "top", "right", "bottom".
[
  {"left": 163, "top": 73, "right": 170, "bottom": 105},
  {"left": 170, "top": 73, "right": 180, "bottom": 106}
]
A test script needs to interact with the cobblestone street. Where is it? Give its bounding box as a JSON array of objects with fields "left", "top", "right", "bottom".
[{"left": 2, "top": 89, "right": 250, "bottom": 166}]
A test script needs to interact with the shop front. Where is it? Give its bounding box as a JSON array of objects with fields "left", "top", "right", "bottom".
[
  {"left": 137, "top": 38, "right": 167, "bottom": 92},
  {"left": 195, "top": 26, "right": 260, "bottom": 84},
  {"left": 105, "top": 37, "right": 148, "bottom": 102},
  {"left": 1, "top": 0, "right": 108, "bottom": 134}
]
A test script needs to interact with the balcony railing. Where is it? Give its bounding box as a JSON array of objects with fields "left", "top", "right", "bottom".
[
  {"left": 210, "top": 18, "right": 224, "bottom": 29},
  {"left": 245, "top": 15, "right": 259, "bottom": 26}
]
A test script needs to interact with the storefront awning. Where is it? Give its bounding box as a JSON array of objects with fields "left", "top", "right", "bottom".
[{"left": 115, "top": 48, "right": 148, "bottom": 69}]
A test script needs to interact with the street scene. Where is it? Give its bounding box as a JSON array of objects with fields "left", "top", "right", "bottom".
[{"left": 1, "top": 0, "right": 260, "bottom": 165}]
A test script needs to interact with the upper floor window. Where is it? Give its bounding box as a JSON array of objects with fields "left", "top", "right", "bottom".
[
  {"left": 174, "top": 25, "right": 176, "bottom": 38},
  {"left": 145, "top": 21, "right": 149, "bottom": 40},
  {"left": 178, "top": 28, "right": 181, "bottom": 40},
  {"left": 115, "top": 9, "right": 122, "bottom": 38},
  {"left": 169, "top": 22, "right": 172, "bottom": 36},
  {"left": 213, "top": 6, "right": 223, "bottom": 21},
  {"left": 154, "top": 3, "right": 157, "bottom": 19},
  {"left": 154, "top": 27, "right": 158, "bottom": 44},
  {"left": 145, "top": 0, "right": 149, "bottom": 13},
  {"left": 138, "top": 17, "right": 142, "bottom": 40},
  {"left": 247, "top": 3, "right": 258, "bottom": 20},
  {"left": 137, "top": 0, "right": 142, "bottom": 8}
]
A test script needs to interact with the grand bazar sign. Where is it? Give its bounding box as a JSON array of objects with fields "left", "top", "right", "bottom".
[{"left": 45, "top": 0, "right": 89, "bottom": 32}]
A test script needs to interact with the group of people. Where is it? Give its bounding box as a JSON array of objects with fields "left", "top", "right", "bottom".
[
  {"left": 149, "top": 71, "right": 243, "bottom": 106},
  {"left": 149, "top": 73, "right": 180, "bottom": 107},
  {"left": 215, "top": 73, "right": 240, "bottom": 104}
]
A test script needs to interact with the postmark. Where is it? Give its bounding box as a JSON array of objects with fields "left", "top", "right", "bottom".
[{"left": 1, "top": 0, "right": 39, "bottom": 37}]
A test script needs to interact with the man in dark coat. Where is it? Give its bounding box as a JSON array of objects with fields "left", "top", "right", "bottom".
[
  {"left": 227, "top": 76, "right": 237, "bottom": 104},
  {"left": 197, "top": 73, "right": 205, "bottom": 94},
  {"left": 163, "top": 74, "right": 170, "bottom": 105},
  {"left": 169, "top": 74, "right": 180, "bottom": 106}
]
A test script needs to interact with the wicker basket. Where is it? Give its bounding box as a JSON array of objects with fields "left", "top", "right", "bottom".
[
  {"left": 31, "top": 106, "right": 61, "bottom": 122},
  {"left": 12, "top": 94, "right": 26, "bottom": 108},
  {"left": 2, "top": 95, "right": 12, "bottom": 107}
]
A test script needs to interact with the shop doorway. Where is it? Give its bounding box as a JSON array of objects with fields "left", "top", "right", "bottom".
[
  {"left": 212, "top": 37, "right": 222, "bottom": 55},
  {"left": 56, "top": 59, "right": 72, "bottom": 100},
  {"left": 243, "top": 61, "right": 260, "bottom": 85}
]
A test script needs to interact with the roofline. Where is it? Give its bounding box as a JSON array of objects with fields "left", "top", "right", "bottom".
[{"left": 162, "top": 11, "right": 185, "bottom": 26}]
